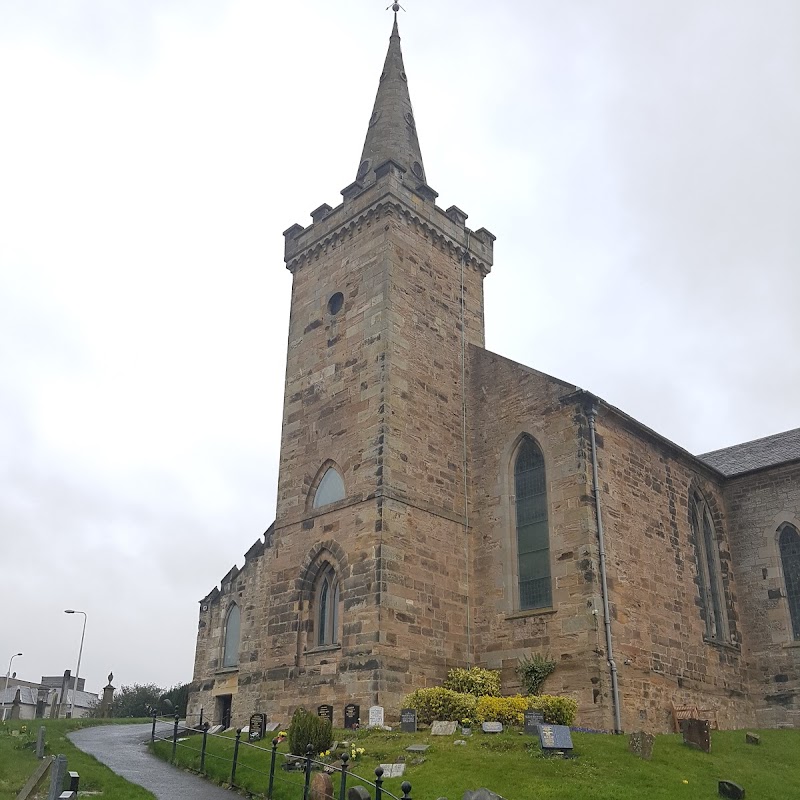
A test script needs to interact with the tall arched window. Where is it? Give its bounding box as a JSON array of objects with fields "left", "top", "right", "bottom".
[
  {"left": 779, "top": 524, "right": 800, "bottom": 641},
  {"left": 689, "top": 491, "right": 728, "bottom": 641},
  {"left": 514, "top": 437, "right": 551, "bottom": 610},
  {"left": 222, "top": 604, "right": 241, "bottom": 668},
  {"left": 316, "top": 565, "right": 340, "bottom": 646},
  {"left": 313, "top": 467, "right": 346, "bottom": 509}
]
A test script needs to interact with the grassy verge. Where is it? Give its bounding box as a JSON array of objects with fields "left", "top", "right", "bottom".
[
  {"left": 0, "top": 718, "right": 155, "bottom": 800},
  {"left": 152, "top": 724, "right": 800, "bottom": 800}
]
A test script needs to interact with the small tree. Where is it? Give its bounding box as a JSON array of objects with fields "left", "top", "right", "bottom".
[
  {"left": 161, "top": 683, "right": 190, "bottom": 717},
  {"left": 516, "top": 653, "right": 556, "bottom": 696},
  {"left": 112, "top": 684, "right": 164, "bottom": 718},
  {"left": 287, "top": 707, "right": 333, "bottom": 756}
]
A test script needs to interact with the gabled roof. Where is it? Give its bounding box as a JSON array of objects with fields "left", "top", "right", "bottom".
[
  {"left": 698, "top": 427, "right": 800, "bottom": 477},
  {"left": 0, "top": 686, "right": 38, "bottom": 706}
]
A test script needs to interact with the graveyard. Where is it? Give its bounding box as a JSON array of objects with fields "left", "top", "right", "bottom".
[{"left": 149, "top": 716, "right": 800, "bottom": 800}]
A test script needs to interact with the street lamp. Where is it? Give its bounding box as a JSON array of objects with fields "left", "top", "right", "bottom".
[
  {"left": 64, "top": 610, "right": 87, "bottom": 718},
  {"left": 3, "top": 652, "right": 23, "bottom": 721}
]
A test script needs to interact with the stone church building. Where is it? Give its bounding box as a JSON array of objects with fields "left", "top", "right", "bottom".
[{"left": 189, "top": 18, "right": 800, "bottom": 733}]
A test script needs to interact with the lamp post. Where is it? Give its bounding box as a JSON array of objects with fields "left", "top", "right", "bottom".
[
  {"left": 2, "top": 653, "right": 23, "bottom": 721},
  {"left": 64, "top": 610, "right": 87, "bottom": 718}
]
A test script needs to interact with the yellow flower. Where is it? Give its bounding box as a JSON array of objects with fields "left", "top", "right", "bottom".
[{"left": 682, "top": 780, "right": 689, "bottom": 785}]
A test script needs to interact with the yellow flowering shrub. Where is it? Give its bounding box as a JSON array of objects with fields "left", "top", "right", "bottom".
[
  {"left": 475, "top": 695, "right": 529, "bottom": 725},
  {"left": 527, "top": 694, "right": 578, "bottom": 726},
  {"left": 401, "top": 688, "right": 477, "bottom": 725}
]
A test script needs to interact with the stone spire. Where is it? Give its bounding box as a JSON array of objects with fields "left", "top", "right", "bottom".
[{"left": 354, "top": 16, "right": 427, "bottom": 188}]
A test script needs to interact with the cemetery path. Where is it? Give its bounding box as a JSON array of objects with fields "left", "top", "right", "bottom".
[{"left": 69, "top": 723, "right": 237, "bottom": 799}]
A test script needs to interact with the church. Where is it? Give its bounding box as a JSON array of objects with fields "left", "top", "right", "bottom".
[{"left": 188, "top": 16, "right": 800, "bottom": 734}]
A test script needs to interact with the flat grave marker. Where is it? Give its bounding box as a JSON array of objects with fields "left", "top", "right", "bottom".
[
  {"left": 481, "top": 721, "right": 503, "bottom": 734},
  {"left": 264, "top": 722, "right": 280, "bottom": 732},
  {"left": 379, "top": 764, "right": 406, "bottom": 778},
  {"left": 344, "top": 703, "right": 360, "bottom": 730},
  {"left": 538, "top": 724, "right": 573, "bottom": 753},
  {"left": 400, "top": 708, "right": 417, "bottom": 733},
  {"left": 405, "top": 744, "right": 430, "bottom": 753},
  {"left": 430, "top": 720, "right": 458, "bottom": 736}
]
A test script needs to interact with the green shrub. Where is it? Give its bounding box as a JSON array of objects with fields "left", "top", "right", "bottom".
[
  {"left": 443, "top": 667, "right": 501, "bottom": 697},
  {"left": 475, "top": 694, "right": 529, "bottom": 726},
  {"left": 516, "top": 653, "right": 556, "bottom": 696},
  {"left": 401, "top": 688, "right": 477, "bottom": 725},
  {"left": 287, "top": 707, "right": 333, "bottom": 756},
  {"left": 527, "top": 695, "right": 578, "bottom": 726}
]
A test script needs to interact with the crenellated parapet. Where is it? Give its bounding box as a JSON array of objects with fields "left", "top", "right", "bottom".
[
  {"left": 198, "top": 522, "right": 274, "bottom": 607},
  {"left": 283, "top": 159, "right": 494, "bottom": 278}
]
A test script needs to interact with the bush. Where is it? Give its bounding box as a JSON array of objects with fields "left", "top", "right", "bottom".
[
  {"left": 528, "top": 695, "right": 578, "bottom": 726},
  {"left": 475, "top": 695, "right": 529, "bottom": 726},
  {"left": 443, "top": 667, "right": 501, "bottom": 697},
  {"left": 287, "top": 707, "right": 333, "bottom": 756},
  {"left": 401, "top": 688, "right": 477, "bottom": 725},
  {"left": 516, "top": 653, "right": 556, "bottom": 696}
]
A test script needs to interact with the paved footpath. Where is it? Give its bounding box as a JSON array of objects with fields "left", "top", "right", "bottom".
[{"left": 69, "top": 723, "right": 237, "bottom": 800}]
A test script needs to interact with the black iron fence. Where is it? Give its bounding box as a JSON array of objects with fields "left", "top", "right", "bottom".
[{"left": 151, "top": 714, "right": 413, "bottom": 800}]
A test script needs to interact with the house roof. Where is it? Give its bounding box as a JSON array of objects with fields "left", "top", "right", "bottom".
[
  {"left": 698, "top": 427, "right": 800, "bottom": 476},
  {"left": 0, "top": 686, "right": 38, "bottom": 706}
]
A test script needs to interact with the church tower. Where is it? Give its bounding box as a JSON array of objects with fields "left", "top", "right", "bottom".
[{"left": 265, "top": 15, "right": 495, "bottom": 712}]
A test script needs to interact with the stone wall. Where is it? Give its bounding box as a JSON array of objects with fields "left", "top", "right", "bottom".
[
  {"left": 725, "top": 461, "right": 800, "bottom": 727},
  {"left": 595, "top": 406, "right": 754, "bottom": 732}
]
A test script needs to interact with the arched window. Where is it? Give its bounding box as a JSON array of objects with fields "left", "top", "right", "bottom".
[
  {"left": 222, "top": 604, "right": 240, "bottom": 668},
  {"left": 779, "top": 524, "right": 800, "bottom": 640},
  {"left": 514, "top": 437, "right": 551, "bottom": 610},
  {"left": 313, "top": 467, "right": 346, "bottom": 509},
  {"left": 316, "top": 565, "right": 340, "bottom": 646},
  {"left": 689, "top": 491, "right": 728, "bottom": 641}
]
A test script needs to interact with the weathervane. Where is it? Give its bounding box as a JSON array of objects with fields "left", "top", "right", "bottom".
[{"left": 387, "top": 2, "right": 406, "bottom": 21}]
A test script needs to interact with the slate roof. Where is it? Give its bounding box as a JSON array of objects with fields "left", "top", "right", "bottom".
[
  {"left": 0, "top": 686, "right": 38, "bottom": 706},
  {"left": 698, "top": 428, "right": 800, "bottom": 476}
]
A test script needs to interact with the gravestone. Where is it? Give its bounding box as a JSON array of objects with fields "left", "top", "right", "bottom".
[
  {"left": 36, "top": 726, "right": 46, "bottom": 759},
  {"left": 344, "top": 703, "right": 360, "bottom": 729},
  {"left": 208, "top": 725, "right": 225, "bottom": 735},
  {"left": 47, "top": 754, "right": 68, "bottom": 800},
  {"left": 265, "top": 722, "right": 280, "bottom": 732},
  {"left": 347, "top": 787, "right": 371, "bottom": 800},
  {"left": 481, "top": 721, "right": 503, "bottom": 734},
  {"left": 524, "top": 711, "right": 544, "bottom": 735},
  {"left": 463, "top": 790, "right": 506, "bottom": 800},
  {"left": 318, "top": 705, "right": 334, "bottom": 725},
  {"left": 249, "top": 713, "right": 266, "bottom": 741},
  {"left": 400, "top": 708, "right": 417, "bottom": 733},
  {"left": 379, "top": 764, "right": 406, "bottom": 778},
  {"left": 718, "top": 780, "right": 745, "bottom": 800},
  {"left": 745, "top": 732, "right": 760, "bottom": 745},
  {"left": 431, "top": 720, "right": 458, "bottom": 735},
  {"left": 405, "top": 744, "right": 430, "bottom": 753},
  {"left": 538, "top": 724, "right": 573, "bottom": 753},
  {"left": 628, "top": 731, "right": 654, "bottom": 760},
  {"left": 681, "top": 718, "right": 711, "bottom": 753},
  {"left": 309, "top": 771, "right": 334, "bottom": 800},
  {"left": 368, "top": 705, "right": 384, "bottom": 728}
]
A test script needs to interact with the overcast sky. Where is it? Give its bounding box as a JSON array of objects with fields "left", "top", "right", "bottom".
[{"left": 1, "top": 0, "right": 797, "bottom": 697}]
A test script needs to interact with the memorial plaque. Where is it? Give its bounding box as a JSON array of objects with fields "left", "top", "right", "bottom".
[
  {"left": 405, "top": 744, "right": 429, "bottom": 753},
  {"left": 368, "top": 705, "right": 385, "bottom": 728},
  {"left": 537, "top": 724, "right": 573, "bottom": 752},
  {"left": 430, "top": 720, "right": 458, "bottom": 736},
  {"left": 523, "top": 711, "right": 544, "bottom": 735},
  {"left": 481, "top": 721, "right": 503, "bottom": 734},
  {"left": 379, "top": 764, "right": 406, "bottom": 778},
  {"left": 318, "top": 704, "right": 334, "bottom": 725},
  {"left": 718, "top": 780, "right": 745, "bottom": 800},
  {"left": 400, "top": 708, "right": 417, "bottom": 733},
  {"left": 249, "top": 713, "right": 266, "bottom": 741},
  {"left": 628, "top": 731, "right": 654, "bottom": 760},
  {"left": 344, "top": 703, "right": 360, "bottom": 730},
  {"left": 681, "top": 718, "right": 710, "bottom": 753}
]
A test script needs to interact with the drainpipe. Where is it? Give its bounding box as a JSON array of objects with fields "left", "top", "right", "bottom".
[{"left": 588, "top": 403, "right": 622, "bottom": 734}]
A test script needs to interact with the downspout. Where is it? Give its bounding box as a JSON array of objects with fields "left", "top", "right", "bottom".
[{"left": 588, "top": 403, "right": 622, "bottom": 734}]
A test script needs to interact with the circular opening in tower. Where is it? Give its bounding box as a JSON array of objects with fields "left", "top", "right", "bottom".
[{"left": 327, "top": 292, "right": 344, "bottom": 316}]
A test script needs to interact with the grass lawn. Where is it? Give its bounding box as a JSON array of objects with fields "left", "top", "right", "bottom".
[
  {"left": 152, "top": 724, "right": 800, "bottom": 799},
  {"left": 0, "top": 718, "right": 156, "bottom": 800}
]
